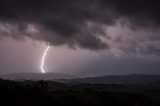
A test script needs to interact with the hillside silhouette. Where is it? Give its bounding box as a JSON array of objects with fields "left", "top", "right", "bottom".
[{"left": 1, "top": 76, "right": 160, "bottom": 106}]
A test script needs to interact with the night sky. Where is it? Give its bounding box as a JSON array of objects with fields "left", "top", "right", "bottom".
[{"left": 0, "top": 0, "right": 160, "bottom": 76}]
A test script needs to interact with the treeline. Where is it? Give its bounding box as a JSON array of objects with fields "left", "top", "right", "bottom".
[{"left": 0, "top": 78, "right": 160, "bottom": 106}]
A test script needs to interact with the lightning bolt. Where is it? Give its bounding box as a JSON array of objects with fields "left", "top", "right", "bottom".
[{"left": 41, "top": 42, "right": 50, "bottom": 73}]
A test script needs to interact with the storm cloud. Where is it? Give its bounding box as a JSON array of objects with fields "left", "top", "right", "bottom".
[{"left": 0, "top": 0, "right": 160, "bottom": 52}]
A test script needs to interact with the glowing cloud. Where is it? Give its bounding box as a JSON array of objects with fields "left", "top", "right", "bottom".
[{"left": 41, "top": 42, "right": 50, "bottom": 73}]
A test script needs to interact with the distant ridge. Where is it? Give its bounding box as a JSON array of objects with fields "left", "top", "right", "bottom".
[
  {"left": 57, "top": 74, "right": 160, "bottom": 85},
  {"left": 1, "top": 73, "right": 160, "bottom": 85},
  {"left": 0, "top": 72, "right": 77, "bottom": 80}
]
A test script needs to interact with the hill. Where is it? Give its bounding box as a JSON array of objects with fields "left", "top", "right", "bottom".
[
  {"left": 0, "top": 72, "right": 76, "bottom": 80},
  {"left": 58, "top": 74, "right": 160, "bottom": 85}
]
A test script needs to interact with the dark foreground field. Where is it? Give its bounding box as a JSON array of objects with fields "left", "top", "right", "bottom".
[{"left": 1, "top": 79, "right": 160, "bottom": 106}]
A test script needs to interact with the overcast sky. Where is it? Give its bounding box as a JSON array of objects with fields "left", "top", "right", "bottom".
[{"left": 0, "top": 0, "right": 160, "bottom": 76}]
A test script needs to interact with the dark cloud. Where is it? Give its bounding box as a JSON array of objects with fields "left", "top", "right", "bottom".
[
  {"left": 105, "top": 0, "right": 160, "bottom": 28},
  {"left": 143, "top": 45, "right": 160, "bottom": 56},
  {"left": 0, "top": 0, "right": 160, "bottom": 50}
]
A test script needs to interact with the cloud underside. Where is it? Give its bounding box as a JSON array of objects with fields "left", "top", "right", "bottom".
[{"left": 0, "top": 0, "right": 160, "bottom": 56}]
